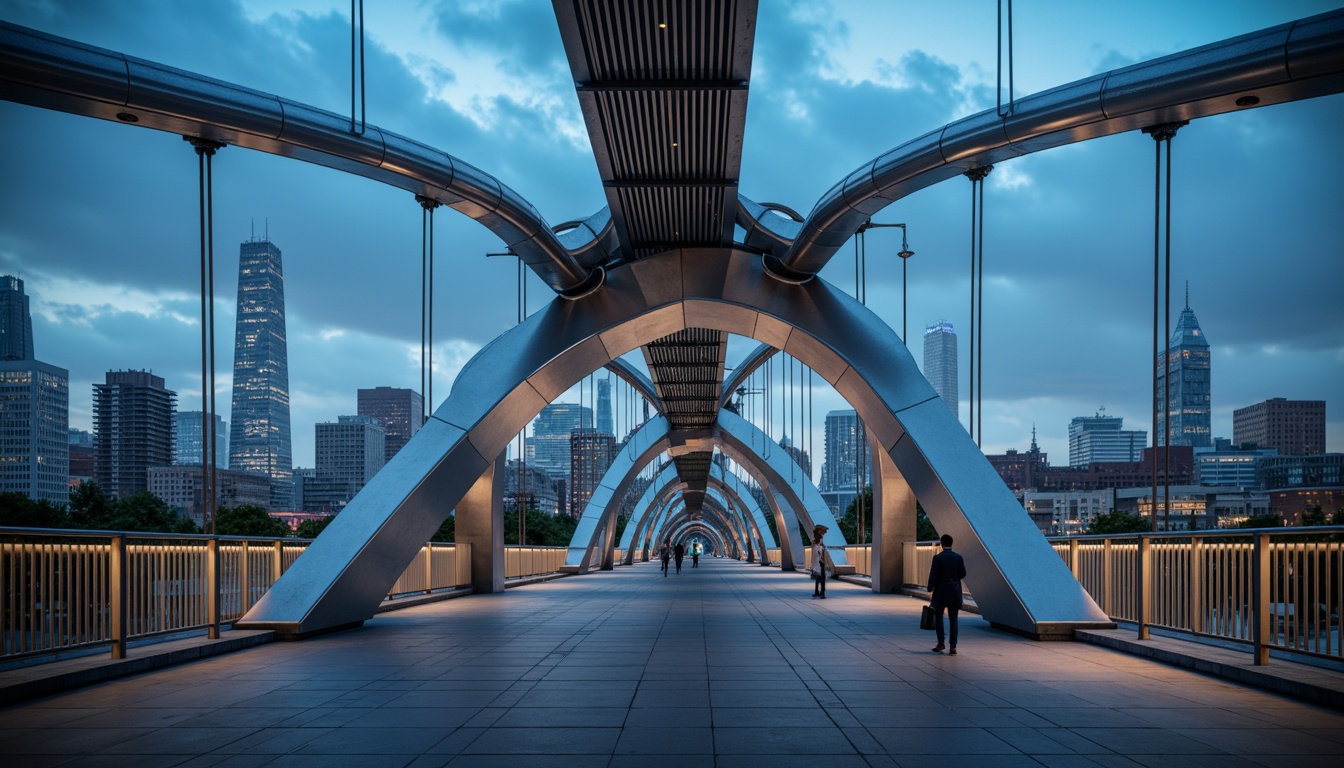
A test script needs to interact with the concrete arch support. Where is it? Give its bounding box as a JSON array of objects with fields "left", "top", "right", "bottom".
[{"left": 239, "top": 246, "right": 1110, "bottom": 639}]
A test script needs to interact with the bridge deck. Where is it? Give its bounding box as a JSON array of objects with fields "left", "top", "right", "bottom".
[{"left": 3, "top": 558, "right": 1342, "bottom": 766}]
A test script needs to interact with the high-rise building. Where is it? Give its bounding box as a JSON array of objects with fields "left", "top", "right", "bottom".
[
  {"left": 0, "top": 274, "right": 68, "bottom": 505},
  {"left": 306, "top": 415, "right": 385, "bottom": 512},
  {"left": 922, "top": 320, "right": 957, "bottom": 416},
  {"left": 94, "top": 370, "right": 175, "bottom": 499},
  {"left": 0, "top": 275, "right": 36, "bottom": 362},
  {"left": 1068, "top": 412, "right": 1146, "bottom": 467},
  {"left": 528, "top": 402, "right": 593, "bottom": 475},
  {"left": 1157, "top": 293, "right": 1211, "bottom": 447},
  {"left": 147, "top": 465, "right": 271, "bottom": 526},
  {"left": 228, "top": 237, "right": 293, "bottom": 509},
  {"left": 357, "top": 386, "right": 424, "bottom": 463},
  {"left": 0, "top": 275, "right": 69, "bottom": 505},
  {"left": 68, "top": 428, "right": 95, "bottom": 486},
  {"left": 173, "top": 411, "right": 228, "bottom": 468},
  {"left": 1194, "top": 443, "right": 1278, "bottom": 488},
  {"left": 819, "top": 409, "right": 868, "bottom": 513},
  {"left": 570, "top": 428, "right": 615, "bottom": 515},
  {"left": 596, "top": 377, "right": 614, "bottom": 436},
  {"left": 1232, "top": 398, "right": 1326, "bottom": 456}
]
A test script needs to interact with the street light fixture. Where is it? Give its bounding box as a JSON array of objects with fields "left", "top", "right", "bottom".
[{"left": 857, "top": 221, "right": 915, "bottom": 343}]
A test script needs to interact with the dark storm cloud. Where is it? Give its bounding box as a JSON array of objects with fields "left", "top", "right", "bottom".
[{"left": 431, "top": 0, "right": 570, "bottom": 78}]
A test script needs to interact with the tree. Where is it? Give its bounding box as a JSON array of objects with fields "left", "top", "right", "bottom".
[
  {"left": 110, "top": 491, "right": 199, "bottom": 533},
  {"left": 214, "top": 504, "right": 290, "bottom": 537},
  {"left": 430, "top": 513, "right": 455, "bottom": 543},
  {"left": 1234, "top": 513, "right": 1284, "bottom": 530},
  {"left": 1300, "top": 505, "right": 1344, "bottom": 527},
  {"left": 838, "top": 488, "right": 937, "bottom": 542},
  {"left": 68, "top": 481, "right": 115, "bottom": 529},
  {"left": 0, "top": 493, "right": 69, "bottom": 528},
  {"left": 1086, "top": 509, "right": 1150, "bottom": 535},
  {"left": 295, "top": 516, "right": 335, "bottom": 539}
]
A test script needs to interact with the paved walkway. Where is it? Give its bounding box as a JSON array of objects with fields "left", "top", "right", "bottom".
[{"left": 3, "top": 558, "right": 1342, "bottom": 767}]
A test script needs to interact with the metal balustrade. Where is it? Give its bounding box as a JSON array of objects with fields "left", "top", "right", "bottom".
[
  {"left": 1, "top": 527, "right": 576, "bottom": 662},
  {"left": 905, "top": 527, "right": 1344, "bottom": 666}
]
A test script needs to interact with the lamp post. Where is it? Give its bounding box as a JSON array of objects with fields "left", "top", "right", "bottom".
[{"left": 855, "top": 222, "right": 915, "bottom": 343}]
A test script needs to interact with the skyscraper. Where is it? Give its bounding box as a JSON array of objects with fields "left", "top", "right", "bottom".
[
  {"left": 922, "top": 320, "right": 957, "bottom": 416},
  {"left": 357, "top": 386, "right": 423, "bottom": 463},
  {"left": 1157, "top": 293, "right": 1211, "bottom": 448},
  {"left": 306, "top": 415, "right": 386, "bottom": 512},
  {"left": 528, "top": 402, "right": 593, "bottom": 475},
  {"left": 94, "top": 370, "right": 175, "bottom": 499},
  {"left": 0, "top": 276, "right": 68, "bottom": 504},
  {"left": 570, "top": 428, "right": 615, "bottom": 516},
  {"left": 173, "top": 411, "right": 228, "bottom": 468},
  {"left": 596, "top": 376, "right": 614, "bottom": 436},
  {"left": 1068, "top": 412, "right": 1146, "bottom": 467},
  {"left": 229, "top": 237, "right": 293, "bottom": 509},
  {"left": 0, "top": 275, "right": 35, "bottom": 362}
]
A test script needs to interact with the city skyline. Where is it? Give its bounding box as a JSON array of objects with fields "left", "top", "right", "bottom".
[{"left": 0, "top": 1, "right": 1339, "bottom": 472}]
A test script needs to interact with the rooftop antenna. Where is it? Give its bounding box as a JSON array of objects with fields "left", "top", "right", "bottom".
[
  {"left": 1185, "top": 280, "right": 1190, "bottom": 309},
  {"left": 265, "top": 218, "right": 269, "bottom": 241}
]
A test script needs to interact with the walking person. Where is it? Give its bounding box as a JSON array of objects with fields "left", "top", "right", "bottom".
[
  {"left": 674, "top": 542, "right": 686, "bottom": 574},
  {"left": 691, "top": 542, "right": 700, "bottom": 568},
  {"left": 927, "top": 533, "right": 967, "bottom": 654},
  {"left": 811, "top": 524, "right": 828, "bottom": 599},
  {"left": 659, "top": 543, "right": 671, "bottom": 577}
]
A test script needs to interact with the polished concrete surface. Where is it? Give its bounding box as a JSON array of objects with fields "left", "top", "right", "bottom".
[{"left": 2, "top": 558, "right": 1342, "bottom": 767}]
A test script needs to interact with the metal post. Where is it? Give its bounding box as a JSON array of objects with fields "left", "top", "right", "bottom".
[
  {"left": 424, "top": 542, "right": 433, "bottom": 593},
  {"left": 1101, "top": 537, "right": 1112, "bottom": 616},
  {"left": 273, "top": 540, "right": 283, "bottom": 582},
  {"left": 239, "top": 540, "right": 251, "bottom": 614},
  {"left": 1190, "top": 537, "right": 1203, "bottom": 634},
  {"left": 109, "top": 535, "right": 127, "bottom": 659},
  {"left": 1069, "top": 538, "right": 1080, "bottom": 580},
  {"left": 206, "top": 537, "right": 220, "bottom": 640},
  {"left": 1252, "top": 532, "right": 1271, "bottom": 666},
  {"left": 1138, "top": 535, "right": 1152, "bottom": 640}
]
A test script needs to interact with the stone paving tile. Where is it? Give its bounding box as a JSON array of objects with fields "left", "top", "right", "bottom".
[{"left": 5, "top": 559, "right": 1344, "bottom": 765}]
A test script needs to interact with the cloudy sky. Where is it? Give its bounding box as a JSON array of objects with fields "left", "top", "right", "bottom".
[{"left": 1, "top": 0, "right": 1340, "bottom": 475}]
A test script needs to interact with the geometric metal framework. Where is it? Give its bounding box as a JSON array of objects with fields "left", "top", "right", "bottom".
[{"left": 5, "top": 7, "right": 1342, "bottom": 643}]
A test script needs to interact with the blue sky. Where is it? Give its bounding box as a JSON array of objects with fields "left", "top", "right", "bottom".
[{"left": 1, "top": 0, "right": 1340, "bottom": 472}]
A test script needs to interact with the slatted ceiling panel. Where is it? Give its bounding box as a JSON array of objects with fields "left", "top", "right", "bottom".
[
  {"left": 576, "top": 1, "right": 736, "bottom": 80},
  {"left": 619, "top": 188, "right": 724, "bottom": 245},
  {"left": 673, "top": 451, "right": 714, "bottom": 492},
  {"left": 595, "top": 90, "right": 732, "bottom": 179}
]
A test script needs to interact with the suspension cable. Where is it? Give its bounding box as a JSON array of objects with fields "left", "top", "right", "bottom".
[
  {"left": 964, "top": 166, "right": 992, "bottom": 447},
  {"left": 415, "top": 195, "right": 440, "bottom": 422},
  {"left": 997, "top": 0, "right": 1015, "bottom": 117},
  {"left": 350, "top": 0, "right": 365, "bottom": 135},
  {"left": 1143, "top": 121, "right": 1186, "bottom": 530},
  {"left": 187, "top": 136, "right": 224, "bottom": 534}
]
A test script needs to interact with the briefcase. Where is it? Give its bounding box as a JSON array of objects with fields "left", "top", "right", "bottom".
[{"left": 920, "top": 605, "right": 937, "bottom": 631}]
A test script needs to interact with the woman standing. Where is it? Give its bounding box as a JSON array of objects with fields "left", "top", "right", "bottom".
[{"left": 811, "top": 524, "right": 828, "bottom": 599}]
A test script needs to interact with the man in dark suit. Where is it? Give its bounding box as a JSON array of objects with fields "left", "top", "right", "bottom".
[{"left": 927, "top": 533, "right": 967, "bottom": 654}]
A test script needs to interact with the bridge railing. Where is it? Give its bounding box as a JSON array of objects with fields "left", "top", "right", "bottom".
[
  {"left": 0, "top": 527, "right": 573, "bottom": 663},
  {"left": 905, "top": 527, "right": 1344, "bottom": 666}
]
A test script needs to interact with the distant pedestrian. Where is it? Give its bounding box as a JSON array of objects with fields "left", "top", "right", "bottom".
[
  {"left": 659, "top": 543, "right": 671, "bottom": 576},
  {"left": 674, "top": 542, "right": 686, "bottom": 574},
  {"left": 811, "top": 524, "right": 828, "bottom": 599},
  {"left": 691, "top": 542, "right": 701, "bottom": 568},
  {"left": 927, "top": 533, "right": 967, "bottom": 654}
]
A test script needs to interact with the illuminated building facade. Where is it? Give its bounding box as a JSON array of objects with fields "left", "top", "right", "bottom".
[{"left": 1157, "top": 296, "right": 1212, "bottom": 448}]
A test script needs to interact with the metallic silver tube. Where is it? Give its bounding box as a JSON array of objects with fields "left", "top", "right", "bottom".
[
  {"left": 0, "top": 21, "right": 602, "bottom": 296},
  {"left": 773, "top": 9, "right": 1344, "bottom": 279}
]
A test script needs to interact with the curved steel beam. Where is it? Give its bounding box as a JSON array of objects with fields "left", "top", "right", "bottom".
[
  {"left": 238, "top": 246, "right": 1110, "bottom": 639},
  {"left": 660, "top": 506, "right": 741, "bottom": 559},
  {"left": 618, "top": 464, "right": 682, "bottom": 561},
  {"left": 743, "top": 10, "right": 1344, "bottom": 280},
  {"left": 0, "top": 21, "right": 610, "bottom": 297},
  {"left": 719, "top": 342, "right": 779, "bottom": 409},
  {"left": 614, "top": 466, "right": 770, "bottom": 567},
  {"left": 602, "top": 357, "right": 663, "bottom": 413}
]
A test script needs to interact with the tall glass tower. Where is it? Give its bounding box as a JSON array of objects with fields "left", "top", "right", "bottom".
[
  {"left": 922, "top": 320, "right": 958, "bottom": 416},
  {"left": 228, "top": 237, "right": 293, "bottom": 509},
  {"left": 0, "top": 275, "right": 69, "bottom": 504},
  {"left": 596, "top": 377, "right": 614, "bottom": 436},
  {"left": 1157, "top": 293, "right": 1211, "bottom": 448}
]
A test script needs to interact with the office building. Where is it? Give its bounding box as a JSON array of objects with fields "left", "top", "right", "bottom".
[
  {"left": 1068, "top": 412, "right": 1146, "bottom": 467},
  {"left": 987, "top": 428, "right": 1049, "bottom": 491},
  {"left": 228, "top": 237, "right": 293, "bottom": 509},
  {"left": 173, "top": 411, "right": 228, "bottom": 468},
  {"left": 147, "top": 465, "right": 271, "bottom": 526},
  {"left": 357, "top": 386, "right": 423, "bottom": 463},
  {"left": 779, "top": 433, "right": 812, "bottom": 479},
  {"left": 93, "top": 370, "right": 175, "bottom": 499},
  {"left": 68, "top": 428, "right": 95, "bottom": 487},
  {"left": 528, "top": 402, "right": 593, "bottom": 475},
  {"left": 1020, "top": 489, "right": 1114, "bottom": 535},
  {"left": 570, "top": 428, "right": 615, "bottom": 515},
  {"left": 0, "top": 275, "right": 69, "bottom": 505},
  {"left": 597, "top": 376, "right": 614, "bottom": 436},
  {"left": 922, "top": 320, "right": 957, "bottom": 416},
  {"left": 505, "top": 459, "right": 562, "bottom": 516},
  {"left": 1193, "top": 443, "right": 1278, "bottom": 488},
  {"left": 1233, "top": 398, "right": 1326, "bottom": 456},
  {"left": 1156, "top": 294, "right": 1212, "bottom": 447},
  {"left": 820, "top": 409, "right": 868, "bottom": 513},
  {"left": 307, "top": 415, "right": 386, "bottom": 512}
]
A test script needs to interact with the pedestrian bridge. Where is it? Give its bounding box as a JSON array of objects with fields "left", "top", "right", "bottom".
[{"left": 3, "top": 558, "right": 1342, "bottom": 765}]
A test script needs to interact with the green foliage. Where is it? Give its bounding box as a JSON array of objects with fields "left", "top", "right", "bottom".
[
  {"left": 1300, "top": 505, "right": 1344, "bottom": 527},
  {"left": 68, "top": 481, "right": 115, "bottom": 529},
  {"left": 294, "top": 516, "right": 335, "bottom": 539},
  {"left": 836, "top": 488, "right": 937, "bottom": 543},
  {"left": 1234, "top": 513, "right": 1284, "bottom": 530},
  {"left": 0, "top": 493, "right": 69, "bottom": 528},
  {"left": 214, "top": 504, "right": 290, "bottom": 537},
  {"left": 109, "top": 491, "right": 199, "bottom": 533},
  {"left": 614, "top": 514, "right": 629, "bottom": 542},
  {"left": 503, "top": 508, "right": 580, "bottom": 546},
  {"left": 431, "top": 513, "right": 455, "bottom": 543},
  {"left": 1086, "top": 509, "right": 1151, "bottom": 535}
]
